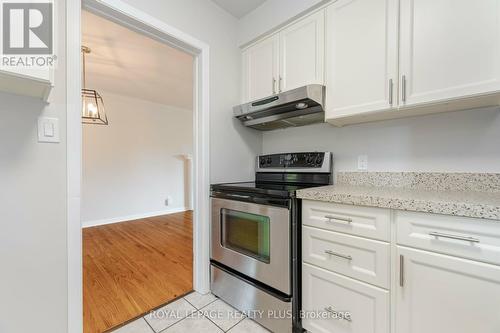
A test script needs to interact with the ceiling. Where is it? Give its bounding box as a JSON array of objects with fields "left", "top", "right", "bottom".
[
  {"left": 211, "top": 0, "right": 267, "bottom": 18},
  {"left": 82, "top": 10, "right": 194, "bottom": 110}
]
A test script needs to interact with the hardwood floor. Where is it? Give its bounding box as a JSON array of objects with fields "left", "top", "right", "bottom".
[{"left": 83, "top": 211, "right": 193, "bottom": 333}]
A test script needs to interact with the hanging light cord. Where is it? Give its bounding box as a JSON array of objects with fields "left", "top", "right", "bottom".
[{"left": 81, "top": 46, "right": 91, "bottom": 89}]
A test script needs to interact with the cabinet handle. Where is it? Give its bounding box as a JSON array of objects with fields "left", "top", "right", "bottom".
[
  {"left": 272, "top": 78, "right": 277, "bottom": 95},
  {"left": 324, "top": 306, "right": 352, "bottom": 322},
  {"left": 324, "top": 250, "right": 353, "bottom": 261},
  {"left": 429, "top": 232, "right": 480, "bottom": 244},
  {"left": 279, "top": 76, "right": 283, "bottom": 93},
  {"left": 389, "top": 79, "right": 394, "bottom": 105},
  {"left": 324, "top": 215, "right": 353, "bottom": 224},
  {"left": 401, "top": 75, "right": 407, "bottom": 102},
  {"left": 399, "top": 255, "right": 405, "bottom": 287}
]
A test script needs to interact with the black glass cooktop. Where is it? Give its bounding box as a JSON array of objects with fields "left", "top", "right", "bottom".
[
  {"left": 211, "top": 181, "right": 324, "bottom": 198},
  {"left": 211, "top": 169, "right": 332, "bottom": 199}
]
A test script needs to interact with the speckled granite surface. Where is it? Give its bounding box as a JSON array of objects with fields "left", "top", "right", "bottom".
[
  {"left": 297, "top": 172, "right": 500, "bottom": 220},
  {"left": 336, "top": 172, "right": 500, "bottom": 192}
]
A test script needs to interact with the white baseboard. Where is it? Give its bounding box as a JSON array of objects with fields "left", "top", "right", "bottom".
[{"left": 82, "top": 207, "right": 189, "bottom": 228}]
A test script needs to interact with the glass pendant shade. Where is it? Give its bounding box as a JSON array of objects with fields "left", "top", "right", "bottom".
[
  {"left": 81, "top": 45, "right": 108, "bottom": 125},
  {"left": 82, "top": 88, "right": 108, "bottom": 125}
]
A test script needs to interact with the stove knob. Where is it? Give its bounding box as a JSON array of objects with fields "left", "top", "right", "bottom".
[
  {"left": 260, "top": 158, "right": 265, "bottom": 166},
  {"left": 285, "top": 154, "right": 292, "bottom": 161},
  {"left": 306, "top": 155, "right": 314, "bottom": 164},
  {"left": 267, "top": 157, "right": 272, "bottom": 165},
  {"left": 315, "top": 156, "right": 323, "bottom": 166}
]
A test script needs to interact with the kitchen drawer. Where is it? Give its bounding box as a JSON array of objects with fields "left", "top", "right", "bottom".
[
  {"left": 302, "top": 263, "right": 389, "bottom": 333},
  {"left": 302, "top": 226, "right": 390, "bottom": 288},
  {"left": 396, "top": 210, "right": 500, "bottom": 266},
  {"left": 302, "top": 200, "right": 391, "bottom": 241}
]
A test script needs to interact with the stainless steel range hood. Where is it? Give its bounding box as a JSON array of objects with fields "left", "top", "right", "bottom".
[{"left": 233, "top": 85, "right": 326, "bottom": 131}]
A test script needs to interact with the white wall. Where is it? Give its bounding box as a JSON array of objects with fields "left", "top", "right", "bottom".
[
  {"left": 238, "top": 0, "right": 329, "bottom": 46},
  {"left": 82, "top": 92, "right": 192, "bottom": 227},
  {"left": 119, "top": 0, "right": 262, "bottom": 183},
  {"left": 0, "top": 2, "right": 67, "bottom": 332},
  {"left": 263, "top": 107, "right": 500, "bottom": 173}
]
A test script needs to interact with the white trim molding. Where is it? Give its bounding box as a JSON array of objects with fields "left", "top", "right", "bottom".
[
  {"left": 68, "top": 1, "right": 211, "bottom": 332},
  {"left": 66, "top": 0, "right": 82, "bottom": 332},
  {"left": 82, "top": 207, "right": 190, "bottom": 228}
]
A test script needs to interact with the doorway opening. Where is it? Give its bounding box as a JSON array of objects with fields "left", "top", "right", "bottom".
[
  {"left": 81, "top": 9, "right": 195, "bottom": 333},
  {"left": 67, "top": 1, "right": 211, "bottom": 332}
]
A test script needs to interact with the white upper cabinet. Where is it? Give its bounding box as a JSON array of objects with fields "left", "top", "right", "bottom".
[
  {"left": 325, "top": 0, "right": 399, "bottom": 119},
  {"left": 397, "top": 246, "right": 500, "bottom": 333},
  {"left": 0, "top": 66, "right": 53, "bottom": 101},
  {"left": 324, "top": 0, "right": 500, "bottom": 125},
  {"left": 399, "top": 0, "right": 500, "bottom": 107},
  {"left": 242, "top": 35, "right": 279, "bottom": 102},
  {"left": 242, "top": 0, "right": 500, "bottom": 124},
  {"left": 241, "top": 11, "right": 325, "bottom": 103},
  {"left": 280, "top": 11, "right": 325, "bottom": 92}
]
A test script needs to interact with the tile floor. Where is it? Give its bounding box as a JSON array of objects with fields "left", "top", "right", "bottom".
[{"left": 111, "top": 291, "right": 271, "bottom": 333}]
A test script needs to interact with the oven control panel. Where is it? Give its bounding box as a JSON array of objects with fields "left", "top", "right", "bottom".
[{"left": 257, "top": 152, "right": 332, "bottom": 172}]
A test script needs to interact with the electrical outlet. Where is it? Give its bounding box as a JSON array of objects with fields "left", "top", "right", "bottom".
[
  {"left": 165, "top": 196, "right": 173, "bottom": 206},
  {"left": 358, "top": 155, "right": 368, "bottom": 171}
]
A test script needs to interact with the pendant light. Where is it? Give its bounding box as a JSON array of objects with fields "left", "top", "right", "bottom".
[{"left": 81, "top": 46, "right": 108, "bottom": 125}]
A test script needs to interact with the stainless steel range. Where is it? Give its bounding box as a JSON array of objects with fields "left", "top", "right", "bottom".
[{"left": 210, "top": 152, "right": 333, "bottom": 333}]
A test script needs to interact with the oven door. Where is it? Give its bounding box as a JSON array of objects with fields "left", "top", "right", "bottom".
[{"left": 211, "top": 197, "right": 291, "bottom": 295}]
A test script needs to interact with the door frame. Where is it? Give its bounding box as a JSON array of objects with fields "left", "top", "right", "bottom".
[{"left": 66, "top": 1, "right": 211, "bottom": 332}]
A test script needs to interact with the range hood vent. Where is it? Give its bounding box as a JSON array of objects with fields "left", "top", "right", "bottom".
[{"left": 233, "top": 85, "right": 326, "bottom": 131}]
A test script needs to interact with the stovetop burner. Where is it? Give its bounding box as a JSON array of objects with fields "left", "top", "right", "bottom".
[
  {"left": 211, "top": 181, "right": 325, "bottom": 198},
  {"left": 211, "top": 152, "right": 333, "bottom": 199}
]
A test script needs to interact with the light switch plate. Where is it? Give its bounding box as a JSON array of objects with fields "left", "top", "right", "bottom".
[
  {"left": 358, "top": 155, "right": 368, "bottom": 170},
  {"left": 38, "top": 117, "right": 60, "bottom": 143}
]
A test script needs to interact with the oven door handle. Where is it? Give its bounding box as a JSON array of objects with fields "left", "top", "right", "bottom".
[
  {"left": 211, "top": 192, "right": 290, "bottom": 208},
  {"left": 224, "top": 193, "right": 252, "bottom": 200}
]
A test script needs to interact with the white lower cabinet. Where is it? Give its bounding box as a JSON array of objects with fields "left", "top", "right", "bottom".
[
  {"left": 302, "top": 200, "right": 391, "bottom": 241},
  {"left": 302, "top": 263, "right": 390, "bottom": 333},
  {"left": 302, "top": 226, "right": 390, "bottom": 288},
  {"left": 302, "top": 202, "right": 500, "bottom": 333},
  {"left": 397, "top": 246, "right": 500, "bottom": 333}
]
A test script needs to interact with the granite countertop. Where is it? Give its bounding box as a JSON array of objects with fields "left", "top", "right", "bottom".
[{"left": 297, "top": 172, "right": 500, "bottom": 221}]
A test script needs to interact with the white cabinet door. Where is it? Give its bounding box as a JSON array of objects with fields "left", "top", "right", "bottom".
[
  {"left": 399, "top": 0, "right": 500, "bottom": 106},
  {"left": 279, "top": 10, "right": 325, "bottom": 92},
  {"left": 242, "top": 35, "right": 279, "bottom": 102},
  {"left": 396, "top": 210, "right": 500, "bottom": 266},
  {"left": 302, "top": 226, "right": 390, "bottom": 288},
  {"left": 397, "top": 246, "right": 500, "bottom": 333},
  {"left": 303, "top": 263, "right": 389, "bottom": 333},
  {"left": 302, "top": 200, "right": 391, "bottom": 241},
  {"left": 325, "top": 0, "right": 399, "bottom": 120},
  {"left": 0, "top": 67, "right": 53, "bottom": 100}
]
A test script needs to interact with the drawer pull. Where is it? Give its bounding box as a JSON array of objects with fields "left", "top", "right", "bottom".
[
  {"left": 325, "top": 215, "right": 353, "bottom": 224},
  {"left": 324, "top": 306, "right": 352, "bottom": 322},
  {"left": 429, "top": 232, "right": 480, "bottom": 244},
  {"left": 399, "top": 255, "right": 404, "bottom": 287},
  {"left": 324, "top": 250, "right": 353, "bottom": 261}
]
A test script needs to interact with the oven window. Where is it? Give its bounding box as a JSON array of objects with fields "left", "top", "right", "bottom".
[{"left": 220, "top": 208, "right": 270, "bottom": 263}]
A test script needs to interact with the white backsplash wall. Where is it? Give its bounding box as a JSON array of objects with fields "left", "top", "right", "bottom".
[
  {"left": 82, "top": 92, "right": 193, "bottom": 226},
  {"left": 262, "top": 107, "right": 500, "bottom": 173}
]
